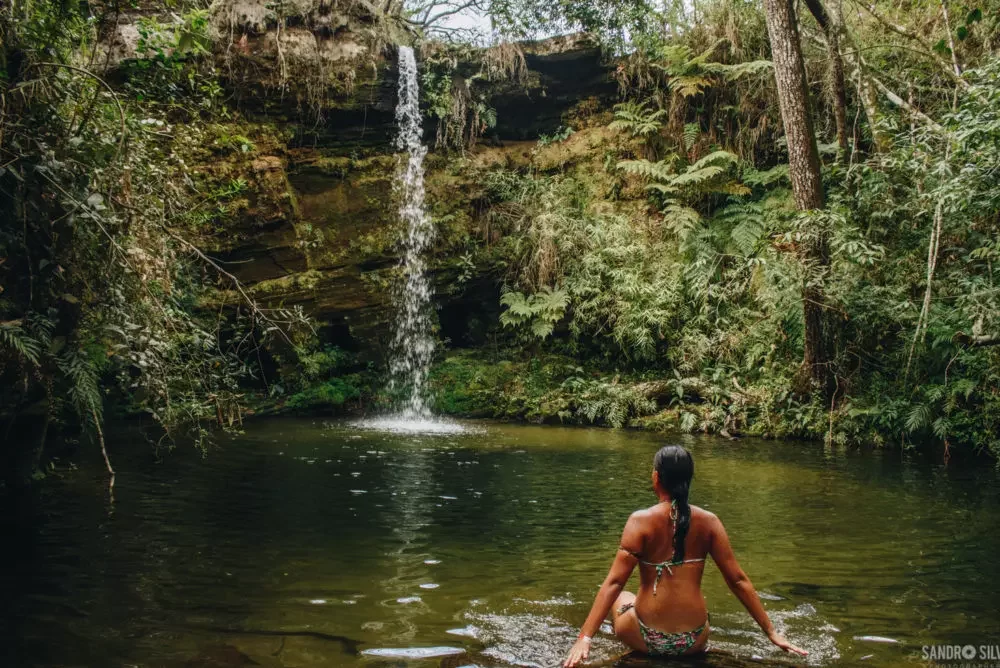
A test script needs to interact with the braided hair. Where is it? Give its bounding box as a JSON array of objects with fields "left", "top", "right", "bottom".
[{"left": 654, "top": 445, "right": 694, "bottom": 561}]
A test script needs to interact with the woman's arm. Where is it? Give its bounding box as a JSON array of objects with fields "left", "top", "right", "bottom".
[
  {"left": 563, "top": 513, "right": 643, "bottom": 668},
  {"left": 709, "top": 513, "right": 808, "bottom": 656}
]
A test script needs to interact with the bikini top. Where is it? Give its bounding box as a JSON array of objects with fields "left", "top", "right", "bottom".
[{"left": 618, "top": 546, "right": 706, "bottom": 595}]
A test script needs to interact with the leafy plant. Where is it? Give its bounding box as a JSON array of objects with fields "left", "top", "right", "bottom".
[
  {"left": 537, "top": 125, "right": 575, "bottom": 146},
  {"left": 609, "top": 101, "right": 667, "bottom": 137},
  {"left": 500, "top": 287, "right": 569, "bottom": 339}
]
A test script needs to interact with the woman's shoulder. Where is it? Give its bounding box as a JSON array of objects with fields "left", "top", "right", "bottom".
[
  {"left": 690, "top": 505, "right": 722, "bottom": 529},
  {"left": 627, "top": 504, "right": 721, "bottom": 526},
  {"left": 690, "top": 504, "right": 714, "bottom": 517},
  {"left": 628, "top": 503, "right": 717, "bottom": 522}
]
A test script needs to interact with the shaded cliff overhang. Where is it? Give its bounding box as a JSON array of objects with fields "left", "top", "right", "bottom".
[
  {"left": 488, "top": 34, "right": 616, "bottom": 140},
  {"left": 100, "top": 3, "right": 616, "bottom": 150}
]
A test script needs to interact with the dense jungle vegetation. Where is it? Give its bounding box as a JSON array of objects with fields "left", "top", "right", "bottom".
[{"left": 3, "top": 0, "right": 1000, "bottom": 487}]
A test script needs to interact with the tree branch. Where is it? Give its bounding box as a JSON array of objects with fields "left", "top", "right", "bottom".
[
  {"left": 158, "top": 224, "right": 303, "bottom": 345},
  {"left": 869, "top": 74, "right": 944, "bottom": 130},
  {"left": 31, "top": 62, "right": 127, "bottom": 158},
  {"left": 954, "top": 332, "right": 1000, "bottom": 347},
  {"left": 853, "top": 0, "right": 969, "bottom": 88},
  {"left": 939, "top": 0, "right": 962, "bottom": 77},
  {"left": 423, "top": 0, "right": 482, "bottom": 26}
]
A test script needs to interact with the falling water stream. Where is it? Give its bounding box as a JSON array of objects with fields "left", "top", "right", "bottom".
[{"left": 359, "top": 45, "right": 465, "bottom": 434}]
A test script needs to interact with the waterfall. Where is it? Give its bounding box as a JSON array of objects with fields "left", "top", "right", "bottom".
[
  {"left": 356, "top": 46, "right": 470, "bottom": 435},
  {"left": 388, "top": 45, "right": 436, "bottom": 420}
]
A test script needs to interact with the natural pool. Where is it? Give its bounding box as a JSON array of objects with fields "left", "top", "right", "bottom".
[{"left": 2, "top": 419, "right": 999, "bottom": 667}]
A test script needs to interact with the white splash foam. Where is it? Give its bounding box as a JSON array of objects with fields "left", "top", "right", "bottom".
[
  {"left": 362, "top": 647, "right": 465, "bottom": 659},
  {"left": 352, "top": 417, "right": 475, "bottom": 435}
]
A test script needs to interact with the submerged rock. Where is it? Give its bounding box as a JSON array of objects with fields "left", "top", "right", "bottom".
[{"left": 185, "top": 644, "right": 259, "bottom": 668}]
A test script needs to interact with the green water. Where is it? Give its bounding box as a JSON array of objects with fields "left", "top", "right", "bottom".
[{"left": 3, "top": 419, "right": 999, "bottom": 667}]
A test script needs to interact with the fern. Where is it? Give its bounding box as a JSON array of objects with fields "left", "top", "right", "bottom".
[
  {"left": 500, "top": 287, "right": 569, "bottom": 340},
  {"left": 932, "top": 416, "right": 951, "bottom": 440},
  {"left": 57, "top": 348, "right": 103, "bottom": 423},
  {"left": 663, "top": 204, "right": 703, "bottom": 242},
  {"left": 707, "top": 59, "right": 773, "bottom": 81},
  {"left": 743, "top": 164, "right": 790, "bottom": 188},
  {"left": 905, "top": 403, "right": 931, "bottom": 433},
  {"left": 609, "top": 102, "right": 667, "bottom": 138},
  {"left": 617, "top": 158, "right": 677, "bottom": 181},
  {"left": 679, "top": 411, "right": 698, "bottom": 432},
  {"left": 730, "top": 217, "right": 768, "bottom": 256},
  {"left": 683, "top": 123, "right": 699, "bottom": 151},
  {"left": 569, "top": 378, "right": 656, "bottom": 428},
  {"left": 672, "top": 75, "right": 711, "bottom": 98},
  {"left": 690, "top": 150, "right": 739, "bottom": 171},
  {"left": 0, "top": 321, "right": 44, "bottom": 366},
  {"left": 649, "top": 39, "right": 771, "bottom": 100},
  {"left": 671, "top": 164, "right": 729, "bottom": 188}
]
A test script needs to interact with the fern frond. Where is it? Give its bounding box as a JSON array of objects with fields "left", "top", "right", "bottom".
[
  {"left": 646, "top": 183, "right": 679, "bottom": 195},
  {"left": 742, "top": 164, "right": 789, "bottom": 187},
  {"left": 718, "top": 182, "right": 752, "bottom": 196},
  {"left": 0, "top": 321, "right": 43, "bottom": 366},
  {"left": 730, "top": 219, "right": 767, "bottom": 255},
  {"left": 712, "top": 60, "right": 773, "bottom": 80},
  {"left": 905, "top": 403, "right": 931, "bottom": 432},
  {"left": 58, "top": 348, "right": 103, "bottom": 422},
  {"left": 617, "top": 159, "right": 677, "bottom": 182},
  {"left": 609, "top": 102, "right": 667, "bottom": 138},
  {"left": 663, "top": 204, "right": 703, "bottom": 241},
  {"left": 690, "top": 150, "right": 739, "bottom": 170},
  {"left": 672, "top": 75, "right": 711, "bottom": 98},
  {"left": 687, "top": 39, "right": 729, "bottom": 67},
  {"left": 683, "top": 123, "right": 699, "bottom": 151},
  {"left": 671, "top": 164, "right": 728, "bottom": 187}
]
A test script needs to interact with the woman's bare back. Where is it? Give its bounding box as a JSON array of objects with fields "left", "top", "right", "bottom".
[
  {"left": 562, "top": 445, "right": 807, "bottom": 668},
  {"left": 624, "top": 503, "right": 714, "bottom": 632}
]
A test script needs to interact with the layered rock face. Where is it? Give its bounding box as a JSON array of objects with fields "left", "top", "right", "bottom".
[{"left": 113, "top": 1, "right": 616, "bottom": 356}]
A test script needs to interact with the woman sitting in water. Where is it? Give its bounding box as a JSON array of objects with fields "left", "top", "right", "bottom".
[{"left": 563, "top": 445, "right": 808, "bottom": 666}]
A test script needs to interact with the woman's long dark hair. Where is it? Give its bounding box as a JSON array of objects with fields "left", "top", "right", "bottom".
[{"left": 654, "top": 445, "right": 694, "bottom": 561}]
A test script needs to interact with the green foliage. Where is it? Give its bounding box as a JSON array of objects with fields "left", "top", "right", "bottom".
[
  {"left": 122, "top": 9, "right": 222, "bottom": 108},
  {"left": 418, "top": 45, "right": 503, "bottom": 150},
  {"left": 297, "top": 346, "right": 353, "bottom": 381},
  {"left": 0, "top": 317, "right": 48, "bottom": 366},
  {"left": 639, "top": 40, "right": 773, "bottom": 99},
  {"left": 537, "top": 125, "right": 574, "bottom": 146},
  {"left": 0, "top": 0, "right": 310, "bottom": 470},
  {"left": 488, "top": 171, "right": 685, "bottom": 360},
  {"left": 609, "top": 102, "right": 666, "bottom": 138},
  {"left": 561, "top": 376, "right": 656, "bottom": 427},
  {"left": 473, "top": 32, "right": 1000, "bottom": 456},
  {"left": 284, "top": 378, "right": 363, "bottom": 412},
  {"left": 429, "top": 351, "right": 656, "bottom": 427},
  {"left": 485, "top": 0, "right": 659, "bottom": 51},
  {"left": 264, "top": 344, "right": 374, "bottom": 415},
  {"left": 499, "top": 287, "right": 569, "bottom": 339}
]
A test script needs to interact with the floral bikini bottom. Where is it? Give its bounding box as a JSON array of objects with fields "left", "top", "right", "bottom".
[{"left": 617, "top": 602, "right": 708, "bottom": 656}]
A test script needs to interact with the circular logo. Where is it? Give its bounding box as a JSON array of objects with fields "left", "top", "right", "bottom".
[{"left": 962, "top": 645, "right": 977, "bottom": 660}]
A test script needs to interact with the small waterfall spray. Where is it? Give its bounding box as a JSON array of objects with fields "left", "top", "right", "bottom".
[
  {"left": 358, "top": 46, "right": 467, "bottom": 434},
  {"left": 388, "top": 45, "right": 435, "bottom": 420}
]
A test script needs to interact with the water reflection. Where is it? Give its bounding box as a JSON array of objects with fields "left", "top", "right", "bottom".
[
  {"left": 377, "top": 442, "right": 436, "bottom": 644},
  {"left": 1, "top": 419, "right": 998, "bottom": 667}
]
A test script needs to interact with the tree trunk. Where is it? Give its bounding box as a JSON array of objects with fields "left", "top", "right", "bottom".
[
  {"left": 824, "top": 3, "right": 893, "bottom": 151},
  {"left": 762, "top": 0, "right": 833, "bottom": 395},
  {"left": 827, "top": 29, "right": 850, "bottom": 160},
  {"left": 802, "top": 0, "right": 850, "bottom": 161}
]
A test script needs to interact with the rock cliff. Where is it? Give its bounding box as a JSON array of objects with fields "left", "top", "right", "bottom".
[{"left": 107, "top": 1, "right": 616, "bottom": 356}]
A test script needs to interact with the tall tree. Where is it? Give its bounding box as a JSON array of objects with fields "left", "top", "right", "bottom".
[
  {"left": 802, "top": 0, "right": 849, "bottom": 161},
  {"left": 761, "top": 0, "right": 832, "bottom": 394}
]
